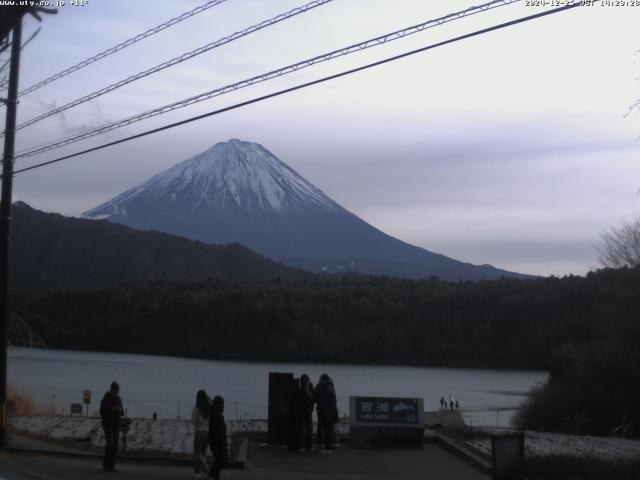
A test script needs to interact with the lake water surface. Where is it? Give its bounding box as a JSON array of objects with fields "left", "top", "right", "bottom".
[{"left": 9, "top": 347, "right": 546, "bottom": 427}]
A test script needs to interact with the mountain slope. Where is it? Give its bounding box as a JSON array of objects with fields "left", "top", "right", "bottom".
[
  {"left": 10, "top": 202, "right": 306, "bottom": 290},
  {"left": 85, "top": 139, "right": 532, "bottom": 281}
]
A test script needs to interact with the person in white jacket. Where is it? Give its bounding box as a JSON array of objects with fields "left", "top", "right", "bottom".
[{"left": 191, "top": 390, "right": 211, "bottom": 479}]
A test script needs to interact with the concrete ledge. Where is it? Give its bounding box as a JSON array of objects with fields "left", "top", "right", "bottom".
[
  {"left": 6, "top": 446, "right": 101, "bottom": 462},
  {"left": 8, "top": 445, "right": 247, "bottom": 469},
  {"left": 424, "top": 410, "right": 466, "bottom": 429},
  {"left": 431, "top": 432, "right": 492, "bottom": 474},
  {"left": 7, "top": 443, "right": 246, "bottom": 469}
]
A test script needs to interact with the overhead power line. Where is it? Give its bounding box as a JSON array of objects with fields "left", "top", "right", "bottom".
[
  {"left": 8, "top": 0, "right": 335, "bottom": 137},
  {"left": 12, "top": 3, "right": 581, "bottom": 176},
  {"left": 15, "top": 0, "right": 523, "bottom": 159},
  {"left": 17, "top": 0, "right": 228, "bottom": 97}
]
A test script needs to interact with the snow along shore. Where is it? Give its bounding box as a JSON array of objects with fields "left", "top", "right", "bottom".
[
  {"left": 9, "top": 416, "right": 264, "bottom": 456},
  {"left": 467, "top": 429, "right": 640, "bottom": 461},
  {"left": 11, "top": 416, "right": 640, "bottom": 462}
]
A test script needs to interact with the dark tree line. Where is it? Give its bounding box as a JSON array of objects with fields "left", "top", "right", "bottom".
[{"left": 9, "top": 267, "right": 637, "bottom": 369}]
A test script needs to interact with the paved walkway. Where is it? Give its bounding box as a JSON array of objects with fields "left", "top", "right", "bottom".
[
  {"left": 0, "top": 440, "right": 488, "bottom": 480},
  {"left": 248, "top": 443, "right": 488, "bottom": 480},
  {"left": 9, "top": 433, "right": 97, "bottom": 455},
  {"left": 0, "top": 454, "right": 194, "bottom": 480}
]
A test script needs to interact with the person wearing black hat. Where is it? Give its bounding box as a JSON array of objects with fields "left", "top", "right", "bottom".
[{"left": 100, "top": 381, "right": 124, "bottom": 472}]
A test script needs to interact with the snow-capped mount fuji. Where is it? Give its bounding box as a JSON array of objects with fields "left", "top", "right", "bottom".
[
  {"left": 84, "top": 139, "right": 531, "bottom": 280},
  {"left": 87, "top": 139, "right": 340, "bottom": 217}
]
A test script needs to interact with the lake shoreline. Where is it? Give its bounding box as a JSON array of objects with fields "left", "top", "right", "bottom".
[
  {"left": 10, "top": 345, "right": 549, "bottom": 374},
  {"left": 9, "top": 347, "right": 547, "bottom": 427}
]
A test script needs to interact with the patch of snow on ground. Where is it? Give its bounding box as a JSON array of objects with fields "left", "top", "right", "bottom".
[
  {"left": 9, "top": 416, "right": 250, "bottom": 455},
  {"left": 467, "top": 430, "right": 640, "bottom": 461}
]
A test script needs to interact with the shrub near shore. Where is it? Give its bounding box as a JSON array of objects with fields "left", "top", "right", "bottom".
[
  {"left": 7, "top": 389, "right": 35, "bottom": 417},
  {"left": 515, "top": 266, "right": 640, "bottom": 438},
  {"left": 515, "top": 341, "right": 640, "bottom": 438}
]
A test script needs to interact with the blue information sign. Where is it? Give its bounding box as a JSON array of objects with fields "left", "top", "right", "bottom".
[{"left": 353, "top": 396, "right": 421, "bottom": 425}]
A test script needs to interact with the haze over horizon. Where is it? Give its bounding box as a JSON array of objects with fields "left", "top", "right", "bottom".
[{"left": 6, "top": 0, "right": 640, "bottom": 277}]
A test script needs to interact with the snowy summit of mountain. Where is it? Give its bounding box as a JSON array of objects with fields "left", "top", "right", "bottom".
[
  {"left": 85, "top": 139, "right": 339, "bottom": 218},
  {"left": 84, "top": 139, "right": 532, "bottom": 281}
]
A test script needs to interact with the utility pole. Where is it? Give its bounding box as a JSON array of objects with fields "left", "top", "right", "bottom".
[{"left": 0, "top": 19, "right": 23, "bottom": 451}]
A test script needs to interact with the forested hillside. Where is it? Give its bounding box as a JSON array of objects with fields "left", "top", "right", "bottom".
[
  {"left": 11, "top": 267, "right": 639, "bottom": 370},
  {"left": 10, "top": 202, "right": 306, "bottom": 289}
]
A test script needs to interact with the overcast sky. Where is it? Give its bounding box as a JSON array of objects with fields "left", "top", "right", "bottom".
[{"left": 5, "top": 0, "right": 640, "bottom": 277}]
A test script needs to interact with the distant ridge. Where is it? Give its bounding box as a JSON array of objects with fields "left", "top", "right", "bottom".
[
  {"left": 85, "top": 139, "right": 533, "bottom": 281},
  {"left": 10, "top": 202, "right": 306, "bottom": 290}
]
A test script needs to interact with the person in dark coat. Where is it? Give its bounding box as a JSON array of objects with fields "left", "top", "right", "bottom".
[
  {"left": 327, "top": 376, "right": 340, "bottom": 447},
  {"left": 191, "top": 390, "right": 211, "bottom": 478},
  {"left": 208, "top": 396, "right": 228, "bottom": 480},
  {"left": 100, "top": 381, "right": 124, "bottom": 472},
  {"left": 299, "top": 374, "right": 315, "bottom": 451},
  {"left": 315, "top": 374, "right": 338, "bottom": 452}
]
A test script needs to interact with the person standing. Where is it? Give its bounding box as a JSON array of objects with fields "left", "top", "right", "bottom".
[
  {"left": 299, "top": 374, "right": 315, "bottom": 452},
  {"left": 327, "top": 376, "right": 339, "bottom": 448},
  {"left": 315, "top": 374, "right": 337, "bottom": 452},
  {"left": 314, "top": 380, "right": 323, "bottom": 450},
  {"left": 191, "top": 390, "right": 211, "bottom": 479},
  {"left": 208, "top": 396, "right": 228, "bottom": 480},
  {"left": 100, "top": 381, "right": 124, "bottom": 473}
]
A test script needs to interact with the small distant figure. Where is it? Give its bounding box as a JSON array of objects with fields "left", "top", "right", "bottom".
[
  {"left": 100, "top": 381, "right": 124, "bottom": 473},
  {"left": 208, "top": 396, "right": 228, "bottom": 480},
  {"left": 152, "top": 412, "right": 158, "bottom": 421},
  {"left": 449, "top": 395, "right": 454, "bottom": 411},
  {"left": 299, "top": 374, "right": 315, "bottom": 452},
  {"left": 440, "top": 397, "right": 445, "bottom": 410},
  {"left": 455, "top": 400, "right": 459, "bottom": 410},
  {"left": 191, "top": 390, "right": 211, "bottom": 479}
]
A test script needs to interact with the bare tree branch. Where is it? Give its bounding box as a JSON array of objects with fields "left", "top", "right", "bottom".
[{"left": 597, "top": 215, "right": 640, "bottom": 268}]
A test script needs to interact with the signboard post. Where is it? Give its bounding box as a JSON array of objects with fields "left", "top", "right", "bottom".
[
  {"left": 83, "top": 390, "right": 91, "bottom": 417},
  {"left": 350, "top": 396, "right": 424, "bottom": 447}
]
